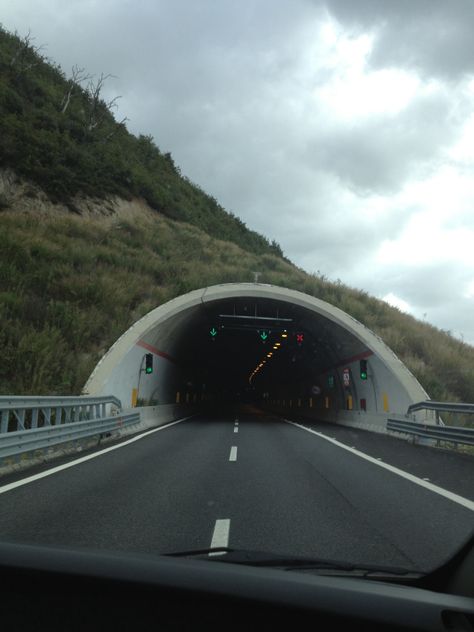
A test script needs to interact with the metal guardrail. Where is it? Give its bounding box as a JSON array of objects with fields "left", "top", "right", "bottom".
[
  {"left": 0, "top": 396, "right": 122, "bottom": 434},
  {"left": 387, "top": 418, "right": 474, "bottom": 446},
  {"left": 407, "top": 400, "right": 474, "bottom": 415},
  {"left": 0, "top": 412, "right": 140, "bottom": 460}
]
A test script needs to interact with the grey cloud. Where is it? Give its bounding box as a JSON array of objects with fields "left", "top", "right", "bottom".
[
  {"left": 379, "top": 263, "right": 473, "bottom": 308},
  {"left": 347, "top": 262, "right": 474, "bottom": 344},
  {"left": 311, "top": 89, "right": 463, "bottom": 194},
  {"left": 324, "top": 0, "right": 474, "bottom": 80}
]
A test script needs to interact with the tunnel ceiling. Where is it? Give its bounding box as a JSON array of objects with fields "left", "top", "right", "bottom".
[{"left": 172, "top": 296, "right": 366, "bottom": 391}]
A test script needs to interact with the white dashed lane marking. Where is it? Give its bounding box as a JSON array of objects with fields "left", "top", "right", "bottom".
[
  {"left": 209, "top": 519, "right": 230, "bottom": 555},
  {"left": 229, "top": 446, "right": 238, "bottom": 462}
]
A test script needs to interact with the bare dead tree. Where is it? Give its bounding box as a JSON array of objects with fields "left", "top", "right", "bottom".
[
  {"left": 84, "top": 73, "right": 121, "bottom": 133},
  {"left": 60, "top": 65, "right": 92, "bottom": 114},
  {"left": 102, "top": 116, "right": 130, "bottom": 142},
  {"left": 10, "top": 29, "right": 46, "bottom": 75}
]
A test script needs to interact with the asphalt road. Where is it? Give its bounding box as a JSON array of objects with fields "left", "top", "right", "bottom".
[{"left": 0, "top": 410, "right": 472, "bottom": 573}]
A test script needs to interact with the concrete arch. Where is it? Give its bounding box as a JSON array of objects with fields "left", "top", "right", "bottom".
[{"left": 84, "top": 284, "right": 428, "bottom": 427}]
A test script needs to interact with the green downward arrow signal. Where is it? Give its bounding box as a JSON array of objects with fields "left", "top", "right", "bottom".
[
  {"left": 210, "top": 327, "right": 217, "bottom": 337},
  {"left": 260, "top": 331, "right": 268, "bottom": 341}
]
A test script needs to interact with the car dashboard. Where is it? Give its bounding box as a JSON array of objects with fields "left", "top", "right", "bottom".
[{"left": 0, "top": 541, "right": 473, "bottom": 631}]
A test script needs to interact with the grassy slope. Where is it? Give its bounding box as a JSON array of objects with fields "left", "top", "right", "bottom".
[{"left": 1, "top": 210, "right": 474, "bottom": 409}]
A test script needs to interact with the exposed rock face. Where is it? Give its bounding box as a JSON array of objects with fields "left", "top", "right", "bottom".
[{"left": 0, "top": 168, "right": 157, "bottom": 220}]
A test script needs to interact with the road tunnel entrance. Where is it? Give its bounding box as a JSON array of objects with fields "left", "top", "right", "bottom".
[{"left": 83, "top": 284, "right": 428, "bottom": 428}]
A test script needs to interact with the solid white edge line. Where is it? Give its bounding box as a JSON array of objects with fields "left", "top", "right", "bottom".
[
  {"left": 283, "top": 419, "right": 474, "bottom": 512},
  {"left": 0, "top": 416, "right": 195, "bottom": 496},
  {"left": 229, "top": 446, "right": 238, "bottom": 462},
  {"left": 209, "top": 518, "right": 230, "bottom": 555}
]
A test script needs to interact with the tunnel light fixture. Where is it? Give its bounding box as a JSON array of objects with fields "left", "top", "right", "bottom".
[{"left": 281, "top": 331, "right": 288, "bottom": 338}]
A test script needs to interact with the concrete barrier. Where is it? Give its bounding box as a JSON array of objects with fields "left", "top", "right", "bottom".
[{"left": 264, "top": 403, "right": 408, "bottom": 434}]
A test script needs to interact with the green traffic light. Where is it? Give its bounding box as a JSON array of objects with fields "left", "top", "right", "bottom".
[{"left": 145, "top": 353, "right": 153, "bottom": 374}]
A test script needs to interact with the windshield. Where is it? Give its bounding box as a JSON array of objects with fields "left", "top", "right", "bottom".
[{"left": 0, "top": 0, "right": 473, "bottom": 579}]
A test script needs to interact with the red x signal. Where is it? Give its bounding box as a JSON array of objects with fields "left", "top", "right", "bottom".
[{"left": 296, "top": 333, "right": 304, "bottom": 344}]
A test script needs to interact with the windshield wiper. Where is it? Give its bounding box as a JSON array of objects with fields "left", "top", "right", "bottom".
[
  {"left": 165, "top": 547, "right": 235, "bottom": 557},
  {"left": 163, "top": 548, "right": 423, "bottom": 580}
]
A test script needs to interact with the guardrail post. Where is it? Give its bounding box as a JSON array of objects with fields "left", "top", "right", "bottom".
[
  {"left": 64, "top": 407, "right": 72, "bottom": 423},
  {"left": 55, "top": 407, "right": 62, "bottom": 426},
  {"left": 31, "top": 409, "right": 38, "bottom": 429},
  {"left": 1, "top": 411, "right": 9, "bottom": 434},
  {"left": 101, "top": 403, "right": 106, "bottom": 418},
  {"left": 43, "top": 408, "right": 51, "bottom": 426}
]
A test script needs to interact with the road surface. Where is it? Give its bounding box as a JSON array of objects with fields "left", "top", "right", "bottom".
[{"left": 0, "top": 410, "right": 472, "bottom": 572}]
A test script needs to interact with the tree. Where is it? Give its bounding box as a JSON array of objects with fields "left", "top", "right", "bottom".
[
  {"left": 9, "top": 29, "right": 46, "bottom": 76},
  {"left": 84, "top": 73, "right": 121, "bottom": 134},
  {"left": 60, "top": 65, "right": 92, "bottom": 114}
]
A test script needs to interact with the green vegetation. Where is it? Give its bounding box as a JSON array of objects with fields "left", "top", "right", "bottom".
[
  {"left": 0, "top": 26, "right": 473, "bottom": 409},
  {"left": 0, "top": 26, "right": 282, "bottom": 257},
  {"left": 1, "top": 210, "right": 474, "bottom": 405}
]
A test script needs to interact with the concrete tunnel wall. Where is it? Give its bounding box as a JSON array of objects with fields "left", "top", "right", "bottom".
[{"left": 83, "top": 284, "right": 429, "bottom": 430}]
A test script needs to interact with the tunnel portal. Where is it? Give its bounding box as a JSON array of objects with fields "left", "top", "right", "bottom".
[{"left": 84, "top": 284, "right": 428, "bottom": 426}]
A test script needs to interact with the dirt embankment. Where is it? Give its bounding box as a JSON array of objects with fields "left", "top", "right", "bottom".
[{"left": 0, "top": 168, "right": 158, "bottom": 222}]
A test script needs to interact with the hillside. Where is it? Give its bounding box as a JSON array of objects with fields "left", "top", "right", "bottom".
[
  {"left": 2, "top": 198, "right": 474, "bottom": 407},
  {"left": 0, "top": 26, "right": 473, "bottom": 409},
  {"left": 0, "top": 26, "right": 282, "bottom": 258}
]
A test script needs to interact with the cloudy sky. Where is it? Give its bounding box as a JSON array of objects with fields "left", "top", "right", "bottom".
[{"left": 3, "top": 0, "right": 474, "bottom": 344}]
